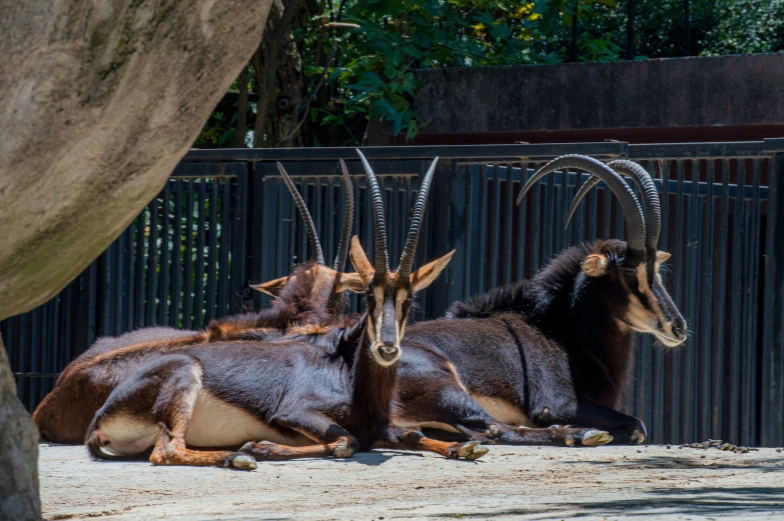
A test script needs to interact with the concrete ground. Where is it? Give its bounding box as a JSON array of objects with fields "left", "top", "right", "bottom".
[{"left": 40, "top": 443, "right": 784, "bottom": 521}]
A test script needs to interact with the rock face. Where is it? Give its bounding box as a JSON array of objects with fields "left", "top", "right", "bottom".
[
  {"left": 0, "top": 338, "right": 40, "bottom": 520},
  {"left": 0, "top": 0, "right": 274, "bottom": 320},
  {"left": 0, "top": 1, "right": 274, "bottom": 517}
]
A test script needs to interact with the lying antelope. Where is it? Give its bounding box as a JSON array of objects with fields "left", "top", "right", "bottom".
[
  {"left": 83, "top": 151, "right": 488, "bottom": 469},
  {"left": 33, "top": 161, "right": 360, "bottom": 444},
  {"left": 395, "top": 155, "right": 686, "bottom": 444}
]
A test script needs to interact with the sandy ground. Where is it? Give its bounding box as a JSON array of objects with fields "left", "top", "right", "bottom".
[{"left": 40, "top": 443, "right": 784, "bottom": 521}]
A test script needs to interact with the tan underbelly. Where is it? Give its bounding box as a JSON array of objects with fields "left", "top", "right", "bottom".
[
  {"left": 396, "top": 395, "right": 535, "bottom": 433},
  {"left": 186, "top": 391, "right": 306, "bottom": 447}
]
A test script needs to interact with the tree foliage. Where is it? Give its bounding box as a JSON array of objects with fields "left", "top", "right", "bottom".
[{"left": 197, "top": 0, "right": 784, "bottom": 147}]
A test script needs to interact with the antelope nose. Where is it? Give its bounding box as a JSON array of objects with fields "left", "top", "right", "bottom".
[
  {"left": 378, "top": 343, "right": 399, "bottom": 361},
  {"left": 672, "top": 322, "right": 686, "bottom": 340}
]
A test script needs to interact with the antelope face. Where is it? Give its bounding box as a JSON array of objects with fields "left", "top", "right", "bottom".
[
  {"left": 581, "top": 241, "right": 687, "bottom": 348},
  {"left": 349, "top": 236, "right": 455, "bottom": 367}
]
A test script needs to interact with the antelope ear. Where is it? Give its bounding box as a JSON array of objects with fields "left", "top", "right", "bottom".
[
  {"left": 410, "top": 250, "right": 455, "bottom": 293},
  {"left": 656, "top": 251, "right": 671, "bottom": 263},
  {"left": 335, "top": 272, "right": 366, "bottom": 293},
  {"left": 250, "top": 276, "right": 292, "bottom": 297},
  {"left": 581, "top": 254, "right": 609, "bottom": 277},
  {"left": 349, "top": 236, "right": 375, "bottom": 286}
]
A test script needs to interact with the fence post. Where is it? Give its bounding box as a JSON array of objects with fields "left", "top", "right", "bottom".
[{"left": 762, "top": 138, "right": 784, "bottom": 447}]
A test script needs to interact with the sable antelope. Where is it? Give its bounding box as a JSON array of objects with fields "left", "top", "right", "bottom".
[
  {"left": 246, "top": 161, "right": 618, "bottom": 449},
  {"left": 34, "top": 161, "right": 361, "bottom": 444},
  {"left": 394, "top": 155, "right": 686, "bottom": 444},
  {"left": 83, "top": 151, "right": 488, "bottom": 469}
]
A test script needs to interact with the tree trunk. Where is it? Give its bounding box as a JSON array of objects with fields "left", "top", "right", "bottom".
[
  {"left": 0, "top": 0, "right": 275, "bottom": 321},
  {"left": 0, "top": 336, "right": 40, "bottom": 520},
  {"left": 253, "top": 0, "right": 306, "bottom": 147}
]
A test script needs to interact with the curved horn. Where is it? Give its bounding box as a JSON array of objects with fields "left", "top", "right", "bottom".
[
  {"left": 277, "top": 162, "right": 325, "bottom": 265},
  {"left": 398, "top": 157, "right": 439, "bottom": 279},
  {"left": 564, "top": 160, "right": 661, "bottom": 251},
  {"left": 333, "top": 159, "right": 355, "bottom": 271},
  {"left": 516, "top": 155, "right": 647, "bottom": 261},
  {"left": 356, "top": 149, "right": 389, "bottom": 274}
]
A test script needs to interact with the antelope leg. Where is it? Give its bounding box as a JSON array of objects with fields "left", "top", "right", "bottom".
[
  {"left": 240, "top": 410, "right": 359, "bottom": 461},
  {"left": 572, "top": 397, "right": 647, "bottom": 445},
  {"left": 87, "top": 354, "right": 255, "bottom": 470},
  {"left": 371, "top": 425, "right": 489, "bottom": 461}
]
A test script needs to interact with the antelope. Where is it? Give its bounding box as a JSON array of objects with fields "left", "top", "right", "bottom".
[
  {"left": 34, "top": 161, "right": 361, "bottom": 444},
  {"left": 392, "top": 155, "right": 686, "bottom": 444},
  {"left": 83, "top": 150, "right": 488, "bottom": 469}
]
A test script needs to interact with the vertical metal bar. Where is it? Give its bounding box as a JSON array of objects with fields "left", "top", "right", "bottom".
[
  {"left": 503, "top": 164, "right": 514, "bottom": 286},
  {"left": 260, "top": 172, "right": 279, "bottom": 310},
  {"left": 602, "top": 181, "right": 612, "bottom": 240},
  {"left": 195, "top": 180, "right": 207, "bottom": 327},
  {"left": 113, "top": 227, "right": 124, "bottom": 335},
  {"left": 516, "top": 162, "right": 528, "bottom": 280},
  {"left": 741, "top": 161, "right": 760, "bottom": 444},
  {"left": 712, "top": 159, "right": 730, "bottom": 439},
  {"left": 158, "top": 183, "right": 171, "bottom": 326},
  {"left": 700, "top": 160, "right": 715, "bottom": 439},
  {"left": 172, "top": 179, "right": 183, "bottom": 327},
  {"left": 449, "top": 161, "right": 467, "bottom": 304},
  {"left": 654, "top": 160, "right": 669, "bottom": 443},
  {"left": 326, "top": 175, "right": 335, "bottom": 264},
  {"left": 297, "top": 176, "right": 309, "bottom": 265},
  {"left": 762, "top": 152, "right": 784, "bottom": 446},
  {"left": 684, "top": 159, "right": 701, "bottom": 442},
  {"left": 728, "top": 159, "right": 745, "bottom": 443},
  {"left": 543, "top": 171, "right": 554, "bottom": 261},
  {"left": 206, "top": 179, "right": 219, "bottom": 322},
  {"left": 477, "top": 165, "right": 488, "bottom": 294},
  {"left": 490, "top": 165, "right": 501, "bottom": 287},
  {"left": 748, "top": 158, "right": 762, "bottom": 445},
  {"left": 231, "top": 168, "right": 249, "bottom": 314},
  {"left": 670, "top": 160, "right": 685, "bottom": 442},
  {"left": 531, "top": 162, "right": 542, "bottom": 274},
  {"left": 184, "top": 181, "right": 195, "bottom": 328},
  {"left": 466, "top": 165, "right": 481, "bottom": 297},
  {"left": 146, "top": 197, "right": 159, "bottom": 326},
  {"left": 218, "top": 177, "right": 232, "bottom": 317},
  {"left": 134, "top": 211, "right": 146, "bottom": 328}
]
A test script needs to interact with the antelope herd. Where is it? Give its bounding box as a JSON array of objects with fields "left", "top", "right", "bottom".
[{"left": 33, "top": 151, "right": 687, "bottom": 470}]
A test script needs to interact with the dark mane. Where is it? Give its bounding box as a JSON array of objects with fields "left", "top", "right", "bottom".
[{"left": 445, "top": 243, "right": 598, "bottom": 319}]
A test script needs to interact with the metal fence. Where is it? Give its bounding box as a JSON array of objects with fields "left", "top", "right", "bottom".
[{"left": 3, "top": 140, "right": 783, "bottom": 447}]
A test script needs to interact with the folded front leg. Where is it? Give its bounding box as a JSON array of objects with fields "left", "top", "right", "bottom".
[
  {"left": 240, "top": 409, "right": 359, "bottom": 461},
  {"left": 371, "top": 425, "right": 489, "bottom": 460}
]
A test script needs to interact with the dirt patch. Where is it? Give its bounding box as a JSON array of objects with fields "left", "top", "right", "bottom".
[{"left": 40, "top": 443, "right": 784, "bottom": 520}]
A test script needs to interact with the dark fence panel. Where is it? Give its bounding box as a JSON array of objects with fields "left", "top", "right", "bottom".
[
  {"left": 1, "top": 162, "right": 248, "bottom": 411},
  {"left": 3, "top": 141, "right": 782, "bottom": 447}
]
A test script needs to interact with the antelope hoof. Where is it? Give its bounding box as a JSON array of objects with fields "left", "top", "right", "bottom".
[
  {"left": 465, "top": 445, "right": 489, "bottom": 461},
  {"left": 631, "top": 430, "right": 646, "bottom": 445},
  {"left": 239, "top": 441, "right": 278, "bottom": 460},
  {"left": 332, "top": 439, "right": 356, "bottom": 459},
  {"left": 230, "top": 454, "right": 258, "bottom": 471},
  {"left": 581, "top": 430, "right": 613, "bottom": 447},
  {"left": 457, "top": 441, "right": 488, "bottom": 460}
]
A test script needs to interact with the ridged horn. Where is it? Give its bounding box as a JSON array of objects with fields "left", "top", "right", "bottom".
[
  {"left": 277, "top": 162, "right": 325, "bottom": 265},
  {"left": 564, "top": 160, "right": 661, "bottom": 252},
  {"left": 356, "top": 149, "right": 389, "bottom": 275},
  {"left": 333, "top": 159, "right": 355, "bottom": 271},
  {"left": 397, "top": 157, "right": 439, "bottom": 279},
  {"left": 516, "top": 155, "right": 647, "bottom": 263}
]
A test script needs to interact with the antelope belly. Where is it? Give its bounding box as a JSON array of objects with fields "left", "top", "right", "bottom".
[
  {"left": 396, "top": 420, "right": 461, "bottom": 434},
  {"left": 472, "top": 395, "right": 534, "bottom": 428},
  {"left": 186, "top": 391, "right": 303, "bottom": 447}
]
